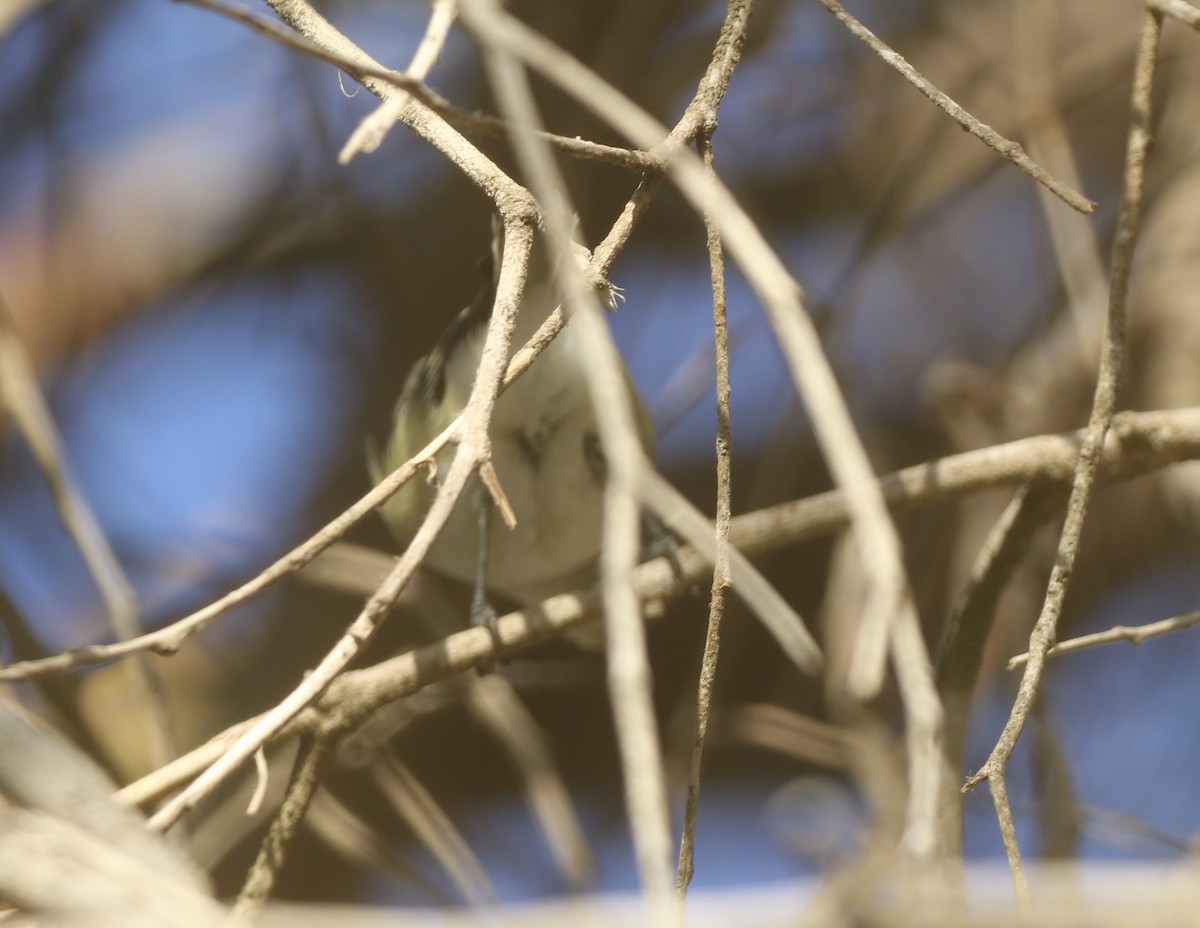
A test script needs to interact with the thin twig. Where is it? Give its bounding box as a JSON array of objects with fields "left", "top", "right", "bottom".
[
  {"left": 465, "top": 676, "right": 594, "bottom": 888},
  {"left": 8, "top": 405, "right": 1200, "bottom": 689},
  {"left": 369, "top": 754, "right": 499, "bottom": 907},
  {"left": 0, "top": 0, "right": 793, "bottom": 691},
  {"left": 117, "top": 717, "right": 260, "bottom": 808},
  {"left": 145, "top": 210, "right": 538, "bottom": 832},
  {"left": 990, "top": 772, "right": 1030, "bottom": 910},
  {"left": 0, "top": 301, "right": 139, "bottom": 656},
  {"left": 598, "top": 0, "right": 757, "bottom": 280},
  {"left": 234, "top": 736, "right": 331, "bottom": 917},
  {"left": 1007, "top": 608, "right": 1200, "bottom": 669},
  {"left": 964, "top": 8, "right": 1164, "bottom": 901},
  {"left": 0, "top": 421, "right": 453, "bottom": 682},
  {"left": 811, "top": 0, "right": 1094, "bottom": 214},
  {"left": 0, "top": 296, "right": 176, "bottom": 766},
  {"left": 113, "top": 404, "right": 1200, "bottom": 812},
  {"left": 640, "top": 469, "right": 820, "bottom": 674},
  {"left": 144, "top": 448, "right": 473, "bottom": 832},
  {"left": 185, "top": 0, "right": 654, "bottom": 169},
  {"left": 247, "top": 748, "right": 270, "bottom": 817},
  {"left": 338, "top": 0, "right": 458, "bottom": 162},
  {"left": 889, "top": 601, "right": 945, "bottom": 858},
  {"left": 462, "top": 0, "right": 674, "bottom": 917},
  {"left": 1013, "top": 0, "right": 1108, "bottom": 359},
  {"left": 934, "top": 485, "right": 1065, "bottom": 858},
  {"left": 677, "top": 128, "right": 734, "bottom": 900},
  {"left": 1148, "top": 0, "right": 1200, "bottom": 29},
  {"left": 463, "top": 0, "right": 915, "bottom": 757}
]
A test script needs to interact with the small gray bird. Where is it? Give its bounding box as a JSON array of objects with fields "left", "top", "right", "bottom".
[{"left": 375, "top": 218, "right": 654, "bottom": 641}]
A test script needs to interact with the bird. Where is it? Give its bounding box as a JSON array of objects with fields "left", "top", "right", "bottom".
[{"left": 374, "top": 216, "right": 655, "bottom": 645}]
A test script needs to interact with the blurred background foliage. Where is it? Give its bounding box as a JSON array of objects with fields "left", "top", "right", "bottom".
[{"left": 3, "top": 0, "right": 1200, "bottom": 911}]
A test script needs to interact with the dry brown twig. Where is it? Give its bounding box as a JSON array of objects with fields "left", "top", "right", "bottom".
[
  {"left": 7, "top": 405, "right": 1200, "bottom": 692},
  {"left": 234, "top": 735, "right": 332, "bottom": 917},
  {"left": 458, "top": 0, "right": 941, "bottom": 858},
  {"left": 110, "top": 407, "right": 1200, "bottom": 821},
  {"left": 139, "top": 4, "right": 550, "bottom": 818},
  {"left": 0, "top": 296, "right": 176, "bottom": 767},
  {"left": 459, "top": 0, "right": 676, "bottom": 911},
  {"left": 934, "top": 484, "right": 1066, "bottom": 858},
  {"left": 131, "top": 0, "right": 787, "bottom": 916},
  {"left": 5, "top": 2, "right": 1191, "bottom": 919},
  {"left": 962, "top": 7, "right": 1165, "bottom": 906},
  {"left": 181, "top": 0, "right": 654, "bottom": 168},
  {"left": 368, "top": 754, "right": 499, "bottom": 908},
  {"left": 812, "top": 0, "right": 1095, "bottom": 215},
  {"left": 464, "top": 676, "right": 594, "bottom": 889},
  {"left": 676, "top": 129, "right": 733, "bottom": 899},
  {"left": 1149, "top": 0, "right": 1200, "bottom": 29},
  {"left": 146, "top": 203, "right": 536, "bottom": 832},
  {"left": 1007, "top": 608, "right": 1200, "bottom": 669},
  {"left": 338, "top": 0, "right": 459, "bottom": 163}
]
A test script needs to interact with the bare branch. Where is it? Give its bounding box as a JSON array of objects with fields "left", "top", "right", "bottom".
[
  {"left": 186, "top": 0, "right": 655, "bottom": 169},
  {"left": 461, "top": 0, "right": 674, "bottom": 915},
  {"left": 465, "top": 676, "right": 594, "bottom": 888},
  {"left": 964, "top": 7, "right": 1164, "bottom": 901},
  {"left": 461, "top": 0, "right": 920, "bottom": 767},
  {"left": 811, "top": 0, "right": 1095, "bottom": 214},
  {"left": 677, "top": 127, "right": 734, "bottom": 899},
  {"left": 1007, "top": 609, "right": 1200, "bottom": 669},
  {"left": 0, "top": 699, "right": 217, "bottom": 925},
  {"left": 145, "top": 209, "right": 535, "bottom": 832},
  {"left": 935, "top": 485, "right": 1065, "bottom": 858},
  {"left": 234, "top": 737, "right": 332, "bottom": 917},
  {"left": 339, "top": 0, "right": 459, "bottom": 162},
  {"left": 8, "top": 405, "right": 1200, "bottom": 691},
  {"left": 1148, "top": 0, "right": 1200, "bottom": 29},
  {"left": 0, "top": 296, "right": 175, "bottom": 765},
  {"left": 370, "top": 754, "right": 499, "bottom": 906}
]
